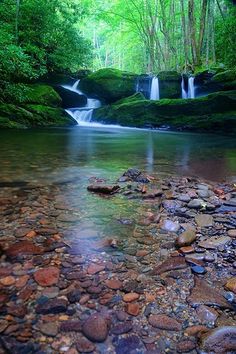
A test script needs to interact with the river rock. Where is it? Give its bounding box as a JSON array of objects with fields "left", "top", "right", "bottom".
[
  {"left": 105, "top": 279, "right": 122, "bottom": 290},
  {"left": 188, "top": 199, "right": 203, "bottom": 209},
  {"left": 34, "top": 266, "right": 59, "bottom": 287},
  {"left": 176, "top": 340, "right": 196, "bottom": 353},
  {"left": 199, "top": 236, "right": 231, "bottom": 249},
  {"left": 36, "top": 298, "right": 68, "bottom": 314},
  {"left": 188, "top": 277, "right": 233, "bottom": 309},
  {"left": 82, "top": 313, "right": 108, "bottom": 342},
  {"left": 39, "top": 322, "right": 58, "bottom": 336},
  {"left": 196, "top": 305, "right": 219, "bottom": 325},
  {"left": 195, "top": 214, "right": 214, "bottom": 227},
  {"left": 6, "top": 240, "right": 43, "bottom": 257},
  {"left": 148, "top": 314, "right": 182, "bottom": 331},
  {"left": 176, "top": 229, "right": 196, "bottom": 247},
  {"left": 126, "top": 303, "right": 140, "bottom": 316},
  {"left": 87, "top": 184, "right": 120, "bottom": 194},
  {"left": 199, "top": 326, "right": 236, "bottom": 353},
  {"left": 228, "top": 229, "right": 236, "bottom": 238},
  {"left": 225, "top": 277, "right": 236, "bottom": 293},
  {"left": 113, "top": 334, "right": 145, "bottom": 354},
  {"left": 60, "top": 320, "right": 82, "bottom": 332},
  {"left": 111, "top": 321, "right": 133, "bottom": 335},
  {"left": 123, "top": 292, "right": 140, "bottom": 302},
  {"left": 151, "top": 256, "right": 187, "bottom": 275},
  {"left": 161, "top": 219, "right": 180, "bottom": 232},
  {"left": 76, "top": 336, "right": 95, "bottom": 353}
]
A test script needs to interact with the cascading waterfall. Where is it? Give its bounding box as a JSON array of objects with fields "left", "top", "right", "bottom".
[
  {"left": 150, "top": 77, "right": 160, "bottom": 100},
  {"left": 62, "top": 80, "right": 101, "bottom": 126},
  {"left": 181, "top": 76, "right": 188, "bottom": 99},
  {"left": 188, "top": 77, "right": 195, "bottom": 99}
]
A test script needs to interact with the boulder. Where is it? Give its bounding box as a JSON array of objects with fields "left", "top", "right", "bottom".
[
  {"left": 23, "top": 84, "right": 62, "bottom": 107},
  {"left": 93, "top": 90, "right": 236, "bottom": 133},
  {"left": 79, "top": 68, "right": 137, "bottom": 103},
  {"left": 0, "top": 103, "right": 76, "bottom": 129},
  {"left": 54, "top": 86, "right": 87, "bottom": 108},
  {"left": 158, "top": 71, "right": 182, "bottom": 99}
]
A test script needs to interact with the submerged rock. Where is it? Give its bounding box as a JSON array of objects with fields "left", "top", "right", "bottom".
[
  {"left": 82, "top": 313, "right": 109, "bottom": 342},
  {"left": 87, "top": 184, "right": 120, "bottom": 194},
  {"left": 199, "top": 326, "right": 236, "bottom": 354}
]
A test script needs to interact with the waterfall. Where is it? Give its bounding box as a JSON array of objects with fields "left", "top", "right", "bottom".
[
  {"left": 188, "top": 77, "right": 195, "bottom": 99},
  {"left": 181, "top": 77, "right": 188, "bottom": 99},
  {"left": 150, "top": 77, "right": 160, "bottom": 100},
  {"left": 63, "top": 80, "right": 101, "bottom": 126}
]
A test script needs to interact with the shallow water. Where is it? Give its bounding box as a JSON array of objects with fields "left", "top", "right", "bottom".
[{"left": 0, "top": 126, "right": 236, "bottom": 184}]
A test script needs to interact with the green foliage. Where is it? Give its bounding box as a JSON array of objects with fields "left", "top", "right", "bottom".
[{"left": 0, "top": 0, "right": 92, "bottom": 103}]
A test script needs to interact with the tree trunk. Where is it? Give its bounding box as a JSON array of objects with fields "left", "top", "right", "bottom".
[
  {"left": 180, "top": 0, "right": 189, "bottom": 71},
  {"left": 197, "top": 0, "right": 208, "bottom": 64},
  {"left": 188, "top": 0, "right": 198, "bottom": 67}
]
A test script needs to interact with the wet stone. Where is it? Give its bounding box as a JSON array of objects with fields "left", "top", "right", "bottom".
[
  {"left": 76, "top": 336, "right": 95, "bottom": 353},
  {"left": 176, "top": 340, "right": 196, "bottom": 353},
  {"left": 67, "top": 289, "right": 81, "bottom": 303},
  {"left": 199, "top": 236, "right": 231, "bottom": 250},
  {"left": 191, "top": 265, "right": 206, "bottom": 274},
  {"left": 176, "top": 229, "right": 196, "bottom": 248},
  {"left": 196, "top": 305, "right": 219, "bottom": 325},
  {"left": 82, "top": 313, "right": 108, "bottom": 342},
  {"left": 148, "top": 314, "right": 182, "bottom": 331},
  {"left": 34, "top": 266, "right": 59, "bottom": 287},
  {"left": 188, "top": 277, "right": 233, "bottom": 310},
  {"left": 36, "top": 298, "right": 68, "bottom": 314},
  {"left": 199, "top": 326, "right": 236, "bottom": 354},
  {"left": 195, "top": 214, "right": 214, "bottom": 227},
  {"left": 151, "top": 256, "right": 187, "bottom": 275},
  {"left": 6, "top": 240, "right": 43, "bottom": 257},
  {"left": 111, "top": 321, "right": 133, "bottom": 335},
  {"left": 161, "top": 219, "right": 180, "bottom": 232},
  {"left": 225, "top": 277, "right": 236, "bottom": 293},
  {"left": 188, "top": 199, "right": 203, "bottom": 209},
  {"left": 39, "top": 322, "right": 58, "bottom": 337},
  {"left": 113, "top": 334, "right": 145, "bottom": 354},
  {"left": 60, "top": 320, "right": 82, "bottom": 332}
]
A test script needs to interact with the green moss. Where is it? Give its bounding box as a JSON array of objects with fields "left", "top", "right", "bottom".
[
  {"left": 22, "top": 84, "right": 62, "bottom": 107},
  {"left": 157, "top": 71, "right": 181, "bottom": 99},
  {"left": 79, "top": 68, "right": 137, "bottom": 103},
  {"left": 158, "top": 71, "right": 181, "bottom": 81},
  {"left": 0, "top": 103, "right": 76, "bottom": 128},
  {"left": 93, "top": 91, "right": 236, "bottom": 133},
  {"left": 212, "top": 70, "right": 236, "bottom": 83},
  {"left": 114, "top": 92, "right": 145, "bottom": 105}
]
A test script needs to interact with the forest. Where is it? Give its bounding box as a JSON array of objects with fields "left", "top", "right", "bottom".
[{"left": 1, "top": 1, "right": 236, "bottom": 353}]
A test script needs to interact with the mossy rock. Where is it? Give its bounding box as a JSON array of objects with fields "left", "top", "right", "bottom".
[
  {"left": 114, "top": 92, "right": 145, "bottom": 105},
  {"left": 23, "top": 84, "right": 62, "bottom": 107},
  {"left": 212, "top": 70, "right": 236, "bottom": 83},
  {"left": 0, "top": 103, "right": 76, "bottom": 128},
  {"left": 93, "top": 90, "right": 236, "bottom": 133},
  {"left": 158, "top": 71, "right": 181, "bottom": 99},
  {"left": 79, "top": 68, "right": 137, "bottom": 103}
]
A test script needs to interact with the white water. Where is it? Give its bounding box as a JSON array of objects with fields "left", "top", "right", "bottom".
[
  {"left": 181, "top": 77, "right": 188, "bottom": 99},
  {"left": 62, "top": 79, "right": 83, "bottom": 95},
  {"left": 188, "top": 77, "right": 195, "bottom": 99},
  {"left": 63, "top": 80, "right": 102, "bottom": 126},
  {"left": 150, "top": 77, "right": 160, "bottom": 100}
]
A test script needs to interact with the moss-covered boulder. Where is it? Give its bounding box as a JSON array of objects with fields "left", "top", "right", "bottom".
[
  {"left": 158, "top": 71, "right": 181, "bottom": 99},
  {"left": 93, "top": 90, "right": 236, "bottom": 133},
  {"left": 211, "top": 70, "right": 236, "bottom": 83},
  {"left": 79, "top": 68, "right": 137, "bottom": 103},
  {"left": 0, "top": 103, "right": 76, "bottom": 129},
  {"left": 23, "top": 84, "right": 62, "bottom": 107}
]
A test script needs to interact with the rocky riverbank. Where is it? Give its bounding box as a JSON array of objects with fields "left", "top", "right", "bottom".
[{"left": 0, "top": 169, "right": 236, "bottom": 353}]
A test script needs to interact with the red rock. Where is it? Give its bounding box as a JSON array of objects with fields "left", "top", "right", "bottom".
[
  {"left": 188, "top": 277, "right": 233, "bottom": 310},
  {"left": 87, "top": 264, "right": 105, "bottom": 275},
  {"left": 82, "top": 313, "right": 108, "bottom": 342},
  {"left": 6, "top": 241, "right": 43, "bottom": 257},
  {"left": 185, "top": 325, "right": 209, "bottom": 337},
  {"left": 18, "top": 285, "right": 34, "bottom": 301},
  {"left": 136, "top": 250, "right": 149, "bottom": 257},
  {"left": 176, "top": 340, "right": 196, "bottom": 352},
  {"left": 34, "top": 266, "right": 59, "bottom": 287},
  {"left": 26, "top": 231, "right": 37, "bottom": 238},
  {"left": 0, "top": 267, "right": 12, "bottom": 277},
  {"left": 126, "top": 303, "right": 140, "bottom": 316},
  {"left": 0, "top": 276, "right": 15, "bottom": 286},
  {"left": 123, "top": 293, "right": 140, "bottom": 302},
  {"left": 15, "top": 275, "right": 29, "bottom": 288},
  {"left": 179, "top": 246, "right": 194, "bottom": 254},
  {"left": 105, "top": 279, "right": 122, "bottom": 290},
  {"left": 148, "top": 314, "right": 182, "bottom": 331},
  {"left": 151, "top": 256, "right": 187, "bottom": 275}
]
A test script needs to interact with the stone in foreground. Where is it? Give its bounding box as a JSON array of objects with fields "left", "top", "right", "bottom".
[
  {"left": 82, "top": 313, "right": 108, "bottom": 342},
  {"left": 199, "top": 326, "right": 236, "bottom": 354}
]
